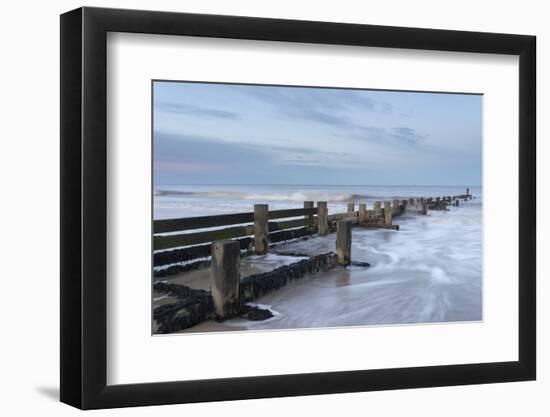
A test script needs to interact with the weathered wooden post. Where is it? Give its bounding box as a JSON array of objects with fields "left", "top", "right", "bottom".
[
  {"left": 373, "top": 201, "right": 381, "bottom": 214},
  {"left": 384, "top": 201, "right": 392, "bottom": 225},
  {"left": 393, "top": 199, "right": 401, "bottom": 214},
  {"left": 317, "top": 201, "right": 328, "bottom": 236},
  {"left": 421, "top": 202, "right": 428, "bottom": 215},
  {"left": 358, "top": 203, "right": 367, "bottom": 224},
  {"left": 336, "top": 220, "right": 352, "bottom": 266},
  {"left": 304, "top": 201, "right": 314, "bottom": 230},
  {"left": 466, "top": 187, "right": 470, "bottom": 197},
  {"left": 211, "top": 240, "right": 240, "bottom": 319},
  {"left": 347, "top": 202, "right": 355, "bottom": 217},
  {"left": 409, "top": 198, "right": 415, "bottom": 206},
  {"left": 455, "top": 199, "right": 459, "bottom": 207},
  {"left": 254, "top": 204, "right": 269, "bottom": 255}
]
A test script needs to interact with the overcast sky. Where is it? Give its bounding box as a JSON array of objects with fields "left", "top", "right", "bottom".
[{"left": 153, "top": 81, "right": 482, "bottom": 186}]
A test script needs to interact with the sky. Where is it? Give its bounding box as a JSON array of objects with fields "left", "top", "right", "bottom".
[{"left": 153, "top": 81, "right": 482, "bottom": 186}]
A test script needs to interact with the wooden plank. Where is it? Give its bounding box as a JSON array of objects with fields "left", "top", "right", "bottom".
[
  {"left": 269, "top": 227, "right": 315, "bottom": 243},
  {"left": 268, "top": 207, "right": 317, "bottom": 219},
  {"left": 155, "top": 219, "right": 311, "bottom": 251},
  {"left": 154, "top": 224, "right": 254, "bottom": 250},
  {"left": 154, "top": 212, "right": 254, "bottom": 233},
  {"left": 269, "top": 218, "right": 308, "bottom": 231}
]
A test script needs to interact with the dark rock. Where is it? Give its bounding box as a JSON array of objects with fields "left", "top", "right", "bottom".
[
  {"left": 153, "top": 282, "right": 214, "bottom": 333},
  {"left": 240, "top": 252, "right": 338, "bottom": 302},
  {"left": 272, "top": 251, "right": 311, "bottom": 257},
  {"left": 351, "top": 261, "right": 371, "bottom": 268},
  {"left": 241, "top": 304, "right": 274, "bottom": 321}
]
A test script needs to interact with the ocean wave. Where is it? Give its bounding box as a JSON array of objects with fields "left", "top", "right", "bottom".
[{"left": 155, "top": 189, "right": 371, "bottom": 202}]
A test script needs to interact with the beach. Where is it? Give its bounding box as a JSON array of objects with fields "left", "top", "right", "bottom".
[{"left": 153, "top": 185, "right": 482, "bottom": 333}]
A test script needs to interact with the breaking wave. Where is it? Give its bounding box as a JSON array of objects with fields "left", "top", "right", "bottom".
[{"left": 155, "top": 189, "right": 370, "bottom": 203}]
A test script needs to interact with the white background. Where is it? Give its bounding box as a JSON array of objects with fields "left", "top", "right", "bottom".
[
  {"left": 0, "top": 0, "right": 546, "bottom": 415},
  {"left": 108, "top": 33, "right": 518, "bottom": 384}
]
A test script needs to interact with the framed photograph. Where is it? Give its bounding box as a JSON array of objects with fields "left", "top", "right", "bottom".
[{"left": 60, "top": 6, "right": 536, "bottom": 409}]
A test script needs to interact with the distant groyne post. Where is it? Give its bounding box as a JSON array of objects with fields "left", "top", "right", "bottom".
[
  {"left": 336, "top": 220, "right": 352, "bottom": 266},
  {"left": 347, "top": 202, "right": 355, "bottom": 217},
  {"left": 384, "top": 201, "right": 393, "bottom": 225},
  {"left": 466, "top": 188, "right": 470, "bottom": 197},
  {"left": 211, "top": 240, "right": 240, "bottom": 319},
  {"left": 358, "top": 203, "right": 367, "bottom": 224},
  {"left": 373, "top": 201, "right": 382, "bottom": 216},
  {"left": 254, "top": 204, "right": 269, "bottom": 254},
  {"left": 393, "top": 199, "right": 401, "bottom": 214},
  {"left": 304, "top": 201, "right": 314, "bottom": 230},
  {"left": 317, "top": 201, "right": 328, "bottom": 236}
]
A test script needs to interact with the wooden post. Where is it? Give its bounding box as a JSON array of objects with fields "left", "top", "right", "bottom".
[
  {"left": 254, "top": 204, "right": 268, "bottom": 255},
  {"left": 317, "top": 201, "right": 328, "bottom": 236},
  {"left": 211, "top": 240, "right": 240, "bottom": 319},
  {"left": 336, "top": 220, "right": 352, "bottom": 266},
  {"left": 393, "top": 199, "right": 401, "bottom": 214},
  {"left": 455, "top": 199, "right": 460, "bottom": 207},
  {"left": 409, "top": 198, "right": 414, "bottom": 206},
  {"left": 421, "top": 202, "right": 428, "bottom": 215},
  {"left": 384, "top": 201, "right": 392, "bottom": 225},
  {"left": 373, "top": 201, "right": 381, "bottom": 215},
  {"left": 466, "top": 187, "right": 470, "bottom": 197},
  {"left": 304, "top": 201, "right": 314, "bottom": 230},
  {"left": 358, "top": 203, "right": 367, "bottom": 224},
  {"left": 347, "top": 202, "right": 355, "bottom": 217}
]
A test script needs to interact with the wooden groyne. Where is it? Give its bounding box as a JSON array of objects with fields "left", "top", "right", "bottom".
[{"left": 153, "top": 189, "right": 474, "bottom": 332}]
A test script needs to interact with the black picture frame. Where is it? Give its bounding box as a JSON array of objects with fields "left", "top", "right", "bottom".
[{"left": 60, "top": 6, "right": 536, "bottom": 410}]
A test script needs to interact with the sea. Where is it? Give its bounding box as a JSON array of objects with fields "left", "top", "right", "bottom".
[{"left": 154, "top": 184, "right": 482, "bottom": 331}]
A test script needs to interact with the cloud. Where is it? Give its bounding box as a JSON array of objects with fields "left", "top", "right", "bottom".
[
  {"left": 340, "top": 125, "right": 423, "bottom": 146},
  {"left": 153, "top": 131, "right": 375, "bottom": 185},
  {"left": 154, "top": 131, "right": 364, "bottom": 174},
  {"left": 155, "top": 102, "right": 240, "bottom": 120},
  {"left": 390, "top": 127, "right": 423, "bottom": 144},
  {"left": 239, "top": 87, "right": 407, "bottom": 142},
  {"left": 241, "top": 87, "right": 396, "bottom": 129}
]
